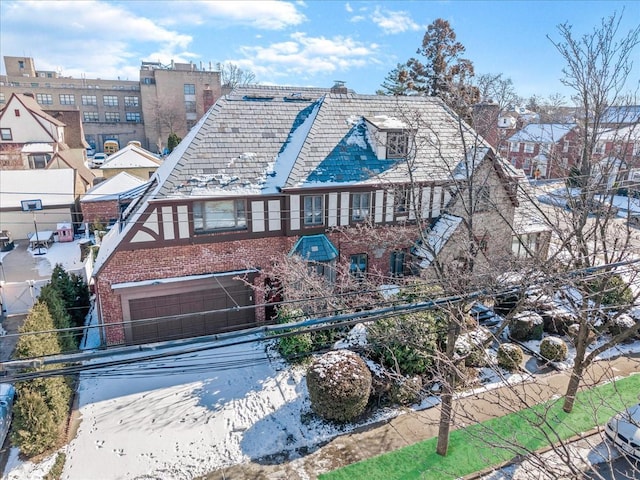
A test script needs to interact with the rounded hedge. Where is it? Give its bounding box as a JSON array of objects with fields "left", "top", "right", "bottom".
[
  {"left": 497, "top": 343, "right": 523, "bottom": 372},
  {"left": 510, "top": 311, "right": 544, "bottom": 341},
  {"left": 608, "top": 314, "right": 636, "bottom": 337},
  {"left": 539, "top": 336, "right": 568, "bottom": 361},
  {"left": 306, "top": 350, "right": 372, "bottom": 423}
]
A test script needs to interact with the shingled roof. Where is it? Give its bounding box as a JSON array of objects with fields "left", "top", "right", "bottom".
[{"left": 153, "top": 85, "right": 491, "bottom": 200}]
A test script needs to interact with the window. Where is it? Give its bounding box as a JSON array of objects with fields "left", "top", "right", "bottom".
[
  {"left": 184, "top": 83, "right": 195, "bottom": 95},
  {"left": 594, "top": 142, "right": 606, "bottom": 154},
  {"left": 633, "top": 143, "right": 640, "bottom": 156},
  {"left": 186, "top": 120, "right": 196, "bottom": 130},
  {"left": 82, "top": 95, "right": 97, "bottom": 106},
  {"left": 124, "top": 96, "right": 139, "bottom": 107},
  {"left": 351, "top": 192, "right": 370, "bottom": 221},
  {"left": 390, "top": 251, "right": 405, "bottom": 277},
  {"left": 524, "top": 143, "right": 534, "bottom": 153},
  {"left": 561, "top": 157, "right": 569, "bottom": 169},
  {"left": 193, "top": 199, "right": 246, "bottom": 232},
  {"left": 83, "top": 112, "right": 99, "bottom": 122},
  {"left": 105, "top": 112, "right": 120, "bottom": 122},
  {"left": 126, "top": 112, "right": 141, "bottom": 122},
  {"left": 36, "top": 93, "right": 53, "bottom": 105},
  {"left": 309, "top": 261, "right": 337, "bottom": 283},
  {"left": 14, "top": 109, "right": 20, "bottom": 117},
  {"left": 303, "top": 195, "right": 324, "bottom": 226},
  {"left": 387, "top": 132, "right": 408, "bottom": 158},
  {"left": 563, "top": 141, "right": 570, "bottom": 153},
  {"left": 349, "top": 253, "right": 368, "bottom": 278},
  {"left": 103, "top": 95, "right": 118, "bottom": 107},
  {"left": 475, "top": 186, "right": 491, "bottom": 212},
  {"left": 510, "top": 157, "right": 518, "bottom": 166},
  {"left": 28, "top": 154, "right": 50, "bottom": 169},
  {"left": 512, "top": 233, "right": 539, "bottom": 259},
  {"left": 184, "top": 100, "right": 196, "bottom": 112},
  {"left": 0, "top": 93, "right": 5, "bottom": 104},
  {"left": 509, "top": 142, "right": 520, "bottom": 152},
  {"left": 18, "top": 60, "right": 24, "bottom": 69},
  {"left": 59, "top": 94, "right": 75, "bottom": 105},
  {"left": 394, "top": 188, "right": 410, "bottom": 213},
  {"left": 0, "top": 128, "right": 12, "bottom": 141}
]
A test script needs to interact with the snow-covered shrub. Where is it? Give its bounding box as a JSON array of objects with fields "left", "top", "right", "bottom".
[
  {"left": 607, "top": 314, "right": 636, "bottom": 337},
  {"left": 497, "top": 343, "right": 523, "bottom": 372},
  {"left": 455, "top": 327, "right": 492, "bottom": 367},
  {"left": 366, "top": 312, "right": 444, "bottom": 377},
  {"left": 541, "top": 309, "right": 575, "bottom": 335},
  {"left": 306, "top": 350, "right": 372, "bottom": 422},
  {"left": 567, "top": 323, "right": 597, "bottom": 345},
  {"left": 510, "top": 311, "right": 544, "bottom": 341},
  {"left": 587, "top": 274, "right": 633, "bottom": 307},
  {"left": 389, "top": 376, "right": 422, "bottom": 406},
  {"left": 539, "top": 336, "right": 568, "bottom": 361}
]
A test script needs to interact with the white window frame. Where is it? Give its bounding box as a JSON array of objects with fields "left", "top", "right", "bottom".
[
  {"left": 351, "top": 192, "right": 371, "bottom": 221},
  {"left": 303, "top": 195, "right": 324, "bottom": 226},
  {"left": 193, "top": 199, "right": 247, "bottom": 232}
]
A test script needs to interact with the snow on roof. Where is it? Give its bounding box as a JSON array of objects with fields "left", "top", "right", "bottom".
[
  {"left": 21, "top": 143, "right": 54, "bottom": 153},
  {"left": 508, "top": 123, "right": 575, "bottom": 143},
  {"left": 81, "top": 172, "right": 147, "bottom": 203},
  {"left": 0, "top": 169, "right": 75, "bottom": 208},
  {"left": 452, "top": 147, "right": 491, "bottom": 180},
  {"left": 101, "top": 144, "right": 161, "bottom": 169},
  {"left": 414, "top": 214, "right": 463, "bottom": 268},
  {"left": 597, "top": 124, "right": 640, "bottom": 141},
  {"left": 365, "top": 115, "right": 408, "bottom": 130}
]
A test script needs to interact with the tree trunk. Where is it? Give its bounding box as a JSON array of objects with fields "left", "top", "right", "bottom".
[{"left": 436, "top": 318, "right": 459, "bottom": 456}]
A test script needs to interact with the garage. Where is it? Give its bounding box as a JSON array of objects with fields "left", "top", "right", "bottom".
[{"left": 115, "top": 272, "right": 256, "bottom": 345}]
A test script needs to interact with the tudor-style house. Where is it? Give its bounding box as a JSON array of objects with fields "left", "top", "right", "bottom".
[{"left": 92, "top": 85, "right": 549, "bottom": 346}]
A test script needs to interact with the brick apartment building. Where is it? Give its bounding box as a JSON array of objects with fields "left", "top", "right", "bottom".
[{"left": 1, "top": 56, "right": 222, "bottom": 153}]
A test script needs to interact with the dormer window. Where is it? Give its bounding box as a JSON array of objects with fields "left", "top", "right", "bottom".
[{"left": 387, "top": 132, "right": 408, "bottom": 158}]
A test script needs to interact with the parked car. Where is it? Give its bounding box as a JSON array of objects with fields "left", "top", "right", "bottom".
[
  {"left": 604, "top": 403, "right": 640, "bottom": 459},
  {"left": 91, "top": 153, "right": 108, "bottom": 168},
  {"left": 0, "top": 384, "right": 15, "bottom": 446}
]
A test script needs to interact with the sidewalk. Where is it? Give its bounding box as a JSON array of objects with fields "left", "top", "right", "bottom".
[{"left": 202, "top": 354, "right": 640, "bottom": 480}]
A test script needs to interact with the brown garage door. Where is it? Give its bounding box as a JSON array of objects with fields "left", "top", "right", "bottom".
[{"left": 127, "top": 280, "right": 254, "bottom": 345}]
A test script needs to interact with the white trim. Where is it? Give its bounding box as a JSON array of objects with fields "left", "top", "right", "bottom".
[
  {"left": 252, "top": 201, "right": 265, "bottom": 232},
  {"left": 111, "top": 269, "right": 258, "bottom": 291},
  {"left": 328, "top": 193, "right": 338, "bottom": 227}
]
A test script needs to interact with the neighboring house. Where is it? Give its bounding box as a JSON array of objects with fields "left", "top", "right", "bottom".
[
  {"left": 0, "top": 93, "right": 94, "bottom": 195},
  {"left": 100, "top": 144, "right": 161, "bottom": 180},
  {"left": 0, "top": 169, "right": 76, "bottom": 239},
  {"left": 80, "top": 172, "right": 147, "bottom": 226},
  {"left": 592, "top": 124, "right": 640, "bottom": 189},
  {"left": 92, "top": 85, "right": 546, "bottom": 346},
  {"left": 507, "top": 123, "right": 577, "bottom": 178}
]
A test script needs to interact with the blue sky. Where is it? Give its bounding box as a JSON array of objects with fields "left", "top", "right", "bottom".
[{"left": 1, "top": 1, "right": 638, "bottom": 101}]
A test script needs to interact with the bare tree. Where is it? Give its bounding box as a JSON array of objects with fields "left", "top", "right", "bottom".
[
  {"left": 220, "top": 63, "right": 256, "bottom": 89},
  {"left": 545, "top": 11, "right": 640, "bottom": 414}
]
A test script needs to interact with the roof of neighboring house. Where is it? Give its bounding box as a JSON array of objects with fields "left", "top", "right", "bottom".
[
  {"left": 598, "top": 124, "right": 640, "bottom": 141},
  {"left": 52, "top": 150, "right": 95, "bottom": 185},
  {"left": 153, "top": 85, "right": 493, "bottom": 199},
  {"left": 81, "top": 172, "right": 147, "bottom": 202},
  {"left": 413, "top": 214, "right": 463, "bottom": 268},
  {"left": 0, "top": 93, "right": 65, "bottom": 128},
  {"left": 602, "top": 105, "right": 640, "bottom": 124},
  {"left": 21, "top": 143, "right": 54, "bottom": 153},
  {"left": 512, "top": 171, "right": 551, "bottom": 235},
  {"left": 0, "top": 169, "right": 75, "bottom": 209},
  {"left": 101, "top": 144, "right": 162, "bottom": 169},
  {"left": 508, "top": 123, "right": 575, "bottom": 144}
]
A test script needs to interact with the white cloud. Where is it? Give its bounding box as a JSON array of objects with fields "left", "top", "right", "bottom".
[
  {"left": 371, "top": 6, "right": 421, "bottom": 34},
  {"left": 345, "top": 2, "right": 353, "bottom": 13},
  {"left": 195, "top": 0, "right": 306, "bottom": 30},
  {"left": 235, "top": 32, "right": 379, "bottom": 80},
  {"left": 0, "top": 1, "right": 193, "bottom": 79}
]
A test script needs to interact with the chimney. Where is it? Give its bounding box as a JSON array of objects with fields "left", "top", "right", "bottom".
[
  {"left": 472, "top": 99, "right": 500, "bottom": 149},
  {"left": 331, "top": 80, "right": 348, "bottom": 94}
]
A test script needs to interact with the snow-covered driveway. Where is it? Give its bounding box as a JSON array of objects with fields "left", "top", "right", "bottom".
[{"left": 62, "top": 338, "right": 313, "bottom": 480}]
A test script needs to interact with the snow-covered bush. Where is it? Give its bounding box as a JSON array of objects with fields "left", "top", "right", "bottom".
[
  {"left": 607, "top": 314, "right": 636, "bottom": 337},
  {"left": 389, "top": 376, "right": 422, "bottom": 406},
  {"left": 455, "top": 327, "right": 492, "bottom": 367},
  {"left": 510, "top": 311, "right": 544, "bottom": 341},
  {"left": 497, "top": 343, "right": 523, "bottom": 372},
  {"left": 306, "top": 350, "right": 372, "bottom": 422},
  {"left": 539, "top": 336, "right": 568, "bottom": 361}
]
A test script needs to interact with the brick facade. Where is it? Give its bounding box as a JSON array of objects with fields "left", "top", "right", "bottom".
[{"left": 81, "top": 200, "right": 120, "bottom": 226}]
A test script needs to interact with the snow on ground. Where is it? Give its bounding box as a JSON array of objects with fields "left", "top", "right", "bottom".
[{"left": 27, "top": 239, "right": 85, "bottom": 274}]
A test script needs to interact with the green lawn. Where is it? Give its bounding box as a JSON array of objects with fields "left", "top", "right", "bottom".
[{"left": 320, "top": 374, "right": 640, "bottom": 480}]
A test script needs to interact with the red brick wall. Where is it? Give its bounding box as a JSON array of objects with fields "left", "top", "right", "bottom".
[
  {"left": 96, "top": 225, "right": 420, "bottom": 344},
  {"left": 81, "top": 200, "right": 119, "bottom": 225}
]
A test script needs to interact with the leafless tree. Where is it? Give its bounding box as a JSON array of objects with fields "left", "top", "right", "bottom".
[{"left": 220, "top": 63, "right": 256, "bottom": 89}]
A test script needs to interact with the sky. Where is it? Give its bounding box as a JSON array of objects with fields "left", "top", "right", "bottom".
[{"left": 1, "top": 1, "right": 638, "bottom": 102}]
